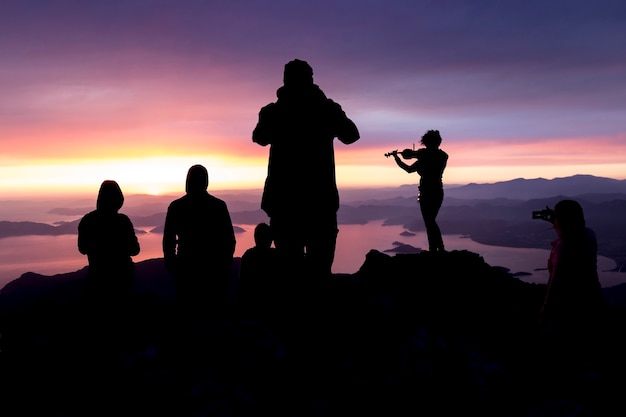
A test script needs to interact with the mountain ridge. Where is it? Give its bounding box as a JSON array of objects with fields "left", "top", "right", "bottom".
[{"left": 444, "top": 174, "right": 626, "bottom": 200}]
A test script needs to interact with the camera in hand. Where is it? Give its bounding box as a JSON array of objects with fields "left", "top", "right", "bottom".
[{"left": 532, "top": 206, "right": 554, "bottom": 223}]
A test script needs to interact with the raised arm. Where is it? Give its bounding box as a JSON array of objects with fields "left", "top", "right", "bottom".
[
  {"left": 252, "top": 103, "right": 277, "bottom": 146},
  {"left": 328, "top": 100, "right": 359, "bottom": 144},
  {"left": 392, "top": 152, "right": 418, "bottom": 173}
]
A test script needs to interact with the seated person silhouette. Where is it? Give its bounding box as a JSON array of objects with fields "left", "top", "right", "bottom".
[
  {"left": 238, "top": 222, "right": 280, "bottom": 320},
  {"left": 163, "top": 164, "right": 236, "bottom": 321}
]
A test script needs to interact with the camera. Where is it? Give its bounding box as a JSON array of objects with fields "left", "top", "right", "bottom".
[{"left": 532, "top": 206, "right": 554, "bottom": 223}]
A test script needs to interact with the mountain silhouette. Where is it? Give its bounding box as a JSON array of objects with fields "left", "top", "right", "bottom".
[
  {"left": 1, "top": 251, "right": 626, "bottom": 416},
  {"left": 445, "top": 174, "right": 626, "bottom": 200}
]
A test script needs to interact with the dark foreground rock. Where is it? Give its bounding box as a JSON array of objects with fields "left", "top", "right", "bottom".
[{"left": 1, "top": 250, "right": 626, "bottom": 416}]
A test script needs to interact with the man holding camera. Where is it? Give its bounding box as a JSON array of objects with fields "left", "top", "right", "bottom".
[{"left": 252, "top": 59, "right": 360, "bottom": 280}]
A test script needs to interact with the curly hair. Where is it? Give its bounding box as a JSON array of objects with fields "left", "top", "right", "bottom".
[{"left": 420, "top": 130, "right": 442, "bottom": 148}]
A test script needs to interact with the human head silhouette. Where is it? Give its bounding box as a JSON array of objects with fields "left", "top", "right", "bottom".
[
  {"left": 254, "top": 222, "right": 273, "bottom": 249},
  {"left": 185, "top": 164, "right": 209, "bottom": 194},
  {"left": 420, "top": 130, "right": 442, "bottom": 149},
  {"left": 96, "top": 180, "right": 124, "bottom": 213},
  {"left": 553, "top": 199, "right": 586, "bottom": 238},
  {"left": 283, "top": 59, "right": 314, "bottom": 88}
]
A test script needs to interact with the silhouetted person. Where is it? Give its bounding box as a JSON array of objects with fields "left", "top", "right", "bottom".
[
  {"left": 77, "top": 180, "right": 140, "bottom": 357},
  {"left": 238, "top": 222, "right": 280, "bottom": 320},
  {"left": 538, "top": 199, "right": 606, "bottom": 394},
  {"left": 540, "top": 199, "right": 605, "bottom": 338},
  {"left": 78, "top": 180, "right": 140, "bottom": 303},
  {"left": 389, "top": 130, "right": 448, "bottom": 252},
  {"left": 163, "top": 164, "right": 236, "bottom": 320},
  {"left": 253, "top": 59, "right": 360, "bottom": 279}
]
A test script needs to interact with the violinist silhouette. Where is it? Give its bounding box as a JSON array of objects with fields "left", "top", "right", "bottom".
[{"left": 388, "top": 130, "right": 448, "bottom": 252}]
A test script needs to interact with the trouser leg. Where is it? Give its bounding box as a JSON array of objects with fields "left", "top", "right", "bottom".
[{"left": 419, "top": 192, "right": 444, "bottom": 251}]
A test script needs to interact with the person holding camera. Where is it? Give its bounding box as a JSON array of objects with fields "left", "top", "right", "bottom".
[
  {"left": 532, "top": 199, "right": 607, "bottom": 395},
  {"left": 389, "top": 130, "right": 448, "bottom": 253},
  {"left": 540, "top": 199, "right": 605, "bottom": 334},
  {"left": 252, "top": 59, "right": 360, "bottom": 280}
]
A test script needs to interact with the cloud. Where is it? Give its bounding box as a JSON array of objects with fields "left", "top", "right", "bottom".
[{"left": 1, "top": 0, "right": 625, "bottom": 189}]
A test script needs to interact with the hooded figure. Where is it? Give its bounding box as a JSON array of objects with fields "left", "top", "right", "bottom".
[
  {"left": 252, "top": 59, "right": 360, "bottom": 278},
  {"left": 78, "top": 180, "right": 140, "bottom": 298},
  {"left": 163, "top": 164, "right": 236, "bottom": 314}
]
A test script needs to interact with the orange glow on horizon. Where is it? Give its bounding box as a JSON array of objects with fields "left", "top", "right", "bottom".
[
  {"left": 0, "top": 155, "right": 268, "bottom": 198},
  {"left": 2, "top": 134, "right": 626, "bottom": 198}
]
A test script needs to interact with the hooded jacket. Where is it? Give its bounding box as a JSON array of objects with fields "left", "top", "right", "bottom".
[
  {"left": 78, "top": 180, "right": 140, "bottom": 279},
  {"left": 162, "top": 165, "right": 236, "bottom": 278}
]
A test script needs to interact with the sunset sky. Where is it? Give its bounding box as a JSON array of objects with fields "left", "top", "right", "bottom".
[{"left": 1, "top": 0, "right": 625, "bottom": 198}]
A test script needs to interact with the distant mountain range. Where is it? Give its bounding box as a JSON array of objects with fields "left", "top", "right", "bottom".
[
  {"left": 2, "top": 174, "right": 625, "bottom": 270},
  {"left": 443, "top": 174, "right": 626, "bottom": 201},
  {"left": 0, "top": 220, "right": 81, "bottom": 238}
]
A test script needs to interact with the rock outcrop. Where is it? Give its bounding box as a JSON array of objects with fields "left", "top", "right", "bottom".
[{"left": 1, "top": 250, "right": 625, "bottom": 416}]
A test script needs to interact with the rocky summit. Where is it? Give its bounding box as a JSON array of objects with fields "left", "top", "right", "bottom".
[{"left": 1, "top": 249, "right": 626, "bottom": 417}]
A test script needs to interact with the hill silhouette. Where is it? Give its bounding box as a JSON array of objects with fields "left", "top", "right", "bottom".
[
  {"left": 2, "top": 251, "right": 626, "bottom": 416},
  {"left": 444, "top": 174, "right": 626, "bottom": 200}
]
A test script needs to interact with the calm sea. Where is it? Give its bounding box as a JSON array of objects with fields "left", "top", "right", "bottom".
[{"left": 1, "top": 220, "right": 623, "bottom": 290}]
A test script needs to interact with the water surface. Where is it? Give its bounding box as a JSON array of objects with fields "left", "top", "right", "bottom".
[{"left": 1, "top": 220, "right": 623, "bottom": 290}]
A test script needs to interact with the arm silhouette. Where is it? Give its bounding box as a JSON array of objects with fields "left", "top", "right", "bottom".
[
  {"left": 329, "top": 100, "right": 359, "bottom": 144},
  {"left": 392, "top": 152, "right": 419, "bottom": 173},
  {"left": 252, "top": 103, "right": 277, "bottom": 146}
]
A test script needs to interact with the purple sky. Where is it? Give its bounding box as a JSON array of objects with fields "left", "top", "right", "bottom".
[{"left": 1, "top": 0, "right": 625, "bottom": 195}]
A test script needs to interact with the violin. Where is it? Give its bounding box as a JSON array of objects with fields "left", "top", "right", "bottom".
[{"left": 385, "top": 148, "right": 419, "bottom": 159}]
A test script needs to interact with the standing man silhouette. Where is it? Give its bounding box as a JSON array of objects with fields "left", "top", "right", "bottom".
[
  {"left": 389, "top": 130, "right": 448, "bottom": 252},
  {"left": 163, "top": 164, "right": 236, "bottom": 319},
  {"left": 253, "top": 59, "right": 360, "bottom": 279}
]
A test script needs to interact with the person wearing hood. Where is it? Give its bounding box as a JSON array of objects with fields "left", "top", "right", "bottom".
[
  {"left": 78, "top": 180, "right": 140, "bottom": 299},
  {"left": 163, "top": 164, "right": 236, "bottom": 317},
  {"left": 252, "top": 59, "right": 360, "bottom": 280}
]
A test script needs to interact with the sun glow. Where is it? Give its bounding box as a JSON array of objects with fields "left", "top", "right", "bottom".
[
  {"left": 3, "top": 133, "right": 626, "bottom": 199},
  {"left": 0, "top": 156, "right": 269, "bottom": 197}
]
